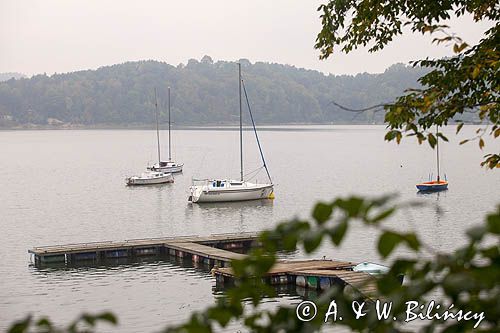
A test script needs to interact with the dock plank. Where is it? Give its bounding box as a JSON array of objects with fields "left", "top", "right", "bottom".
[
  {"left": 164, "top": 242, "right": 246, "bottom": 262},
  {"left": 28, "top": 232, "right": 260, "bottom": 256}
]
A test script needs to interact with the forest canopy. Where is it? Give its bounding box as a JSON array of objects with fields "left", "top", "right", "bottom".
[{"left": 0, "top": 59, "right": 439, "bottom": 127}]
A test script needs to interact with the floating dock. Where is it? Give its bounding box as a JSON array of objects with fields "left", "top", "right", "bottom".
[
  {"left": 29, "top": 232, "right": 378, "bottom": 298},
  {"left": 28, "top": 232, "right": 259, "bottom": 267},
  {"left": 213, "top": 259, "right": 377, "bottom": 298}
]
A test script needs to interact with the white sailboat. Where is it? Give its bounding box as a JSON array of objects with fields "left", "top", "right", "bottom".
[
  {"left": 126, "top": 171, "right": 173, "bottom": 186},
  {"left": 189, "top": 64, "right": 274, "bottom": 203},
  {"left": 148, "top": 87, "right": 184, "bottom": 173},
  {"left": 126, "top": 88, "right": 174, "bottom": 186}
]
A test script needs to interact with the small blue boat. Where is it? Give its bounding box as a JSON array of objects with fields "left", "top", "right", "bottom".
[
  {"left": 416, "top": 126, "right": 449, "bottom": 193},
  {"left": 416, "top": 180, "right": 448, "bottom": 192}
]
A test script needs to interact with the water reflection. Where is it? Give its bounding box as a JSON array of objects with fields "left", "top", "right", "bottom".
[
  {"left": 416, "top": 189, "right": 448, "bottom": 197},
  {"left": 187, "top": 198, "right": 274, "bottom": 210},
  {"left": 184, "top": 199, "right": 274, "bottom": 232}
]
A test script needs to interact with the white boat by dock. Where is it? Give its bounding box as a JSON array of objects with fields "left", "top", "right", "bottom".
[
  {"left": 189, "top": 179, "right": 273, "bottom": 203},
  {"left": 189, "top": 64, "right": 274, "bottom": 203},
  {"left": 126, "top": 171, "right": 173, "bottom": 186}
]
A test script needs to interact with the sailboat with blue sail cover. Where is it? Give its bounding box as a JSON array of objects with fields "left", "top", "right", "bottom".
[{"left": 188, "top": 64, "right": 274, "bottom": 203}]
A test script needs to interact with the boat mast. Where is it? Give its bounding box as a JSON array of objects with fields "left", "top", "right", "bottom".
[
  {"left": 154, "top": 88, "right": 161, "bottom": 164},
  {"left": 239, "top": 63, "right": 243, "bottom": 181},
  {"left": 241, "top": 79, "right": 273, "bottom": 184},
  {"left": 168, "top": 86, "right": 171, "bottom": 161},
  {"left": 436, "top": 126, "right": 440, "bottom": 182}
]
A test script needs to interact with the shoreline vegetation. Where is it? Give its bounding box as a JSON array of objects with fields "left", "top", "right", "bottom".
[
  {"left": 0, "top": 120, "right": 470, "bottom": 131},
  {"left": 0, "top": 58, "right": 481, "bottom": 129},
  {"left": 0, "top": 59, "right": 435, "bottom": 127}
]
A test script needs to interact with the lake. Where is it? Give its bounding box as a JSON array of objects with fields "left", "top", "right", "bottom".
[{"left": 0, "top": 126, "right": 498, "bottom": 332}]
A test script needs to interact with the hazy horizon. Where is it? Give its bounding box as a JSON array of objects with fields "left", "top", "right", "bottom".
[
  {"left": 1, "top": 57, "right": 419, "bottom": 79},
  {"left": 1, "top": 0, "right": 494, "bottom": 77}
]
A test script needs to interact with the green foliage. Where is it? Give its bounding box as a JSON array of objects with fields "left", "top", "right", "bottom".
[
  {"left": 6, "top": 1, "right": 500, "bottom": 332},
  {"left": 315, "top": 0, "right": 499, "bottom": 168},
  {"left": 10, "top": 201, "right": 499, "bottom": 332},
  {"left": 8, "top": 312, "right": 117, "bottom": 333},
  {"left": 157, "top": 199, "right": 499, "bottom": 333}
]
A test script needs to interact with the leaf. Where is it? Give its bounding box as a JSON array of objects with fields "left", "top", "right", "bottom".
[
  {"left": 452, "top": 42, "right": 468, "bottom": 54},
  {"left": 370, "top": 207, "right": 396, "bottom": 224},
  {"left": 329, "top": 220, "right": 348, "bottom": 246},
  {"left": 335, "top": 197, "right": 365, "bottom": 217},
  {"left": 403, "top": 233, "right": 420, "bottom": 251},
  {"left": 7, "top": 316, "right": 31, "bottom": 333},
  {"left": 486, "top": 210, "right": 500, "bottom": 234},
  {"left": 466, "top": 225, "right": 486, "bottom": 241},
  {"left": 396, "top": 131, "right": 402, "bottom": 144},
  {"left": 385, "top": 130, "right": 399, "bottom": 141},
  {"left": 417, "top": 132, "right": 425, "bottom": 144},
  {"left": 303, "top": 231, "right": 323, "bottom": 253},
  {"left": 312, "top": 202, "right": 333, "bottom": 224},
  {"left": 36, "top": 318, "right": 52, "bottom": 328},
  {"left": 456, "top": 122, "right": 464, "bottom": 134},
  {"left": 437, "top": 133, "right": 448, "bottom": 142},
  {"left": 378, "top": 231, "right": 403, "bottom": 258},
  {"left": 479, "top": 138, "right": 485, "bottom": 149},
  {"left": 472, "top": 66, "right": 481, "bottom": 79},
  {"left": 96, "top": 312, "right": 118, "bottom": 325},
  {"left": 207, "top": 307, "right": 233, "bottom": 327},
  {"left": 459, "top": 139, "right": 469, "bottom": 145},
  {"left": 427, "top": 133, "right": 437, "bottom": 148}
]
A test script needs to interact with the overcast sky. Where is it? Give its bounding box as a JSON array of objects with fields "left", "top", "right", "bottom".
[{"left": 0, "top": 0, "right": 493, "bottom": 76}]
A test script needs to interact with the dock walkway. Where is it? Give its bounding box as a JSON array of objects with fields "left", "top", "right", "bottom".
[
  {"left": 29, "top": 232, "right": 259, "bottom": 266},
  {"left": 29, "top": 232, "right": 378, "bottom": 299},
  {"left": 213, "top": 259, "right": 377, "bottom": 298}
]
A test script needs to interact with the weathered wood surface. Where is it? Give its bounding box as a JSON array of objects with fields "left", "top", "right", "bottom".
[
  {"left": 215, "top": 259, "right": 355, "bottom": 277},
  {"left": 164, "top": 242, "right": 246, "bottom": 261},
  {"left": 28, "top": 232, "right": 260, "bottom": 256}
]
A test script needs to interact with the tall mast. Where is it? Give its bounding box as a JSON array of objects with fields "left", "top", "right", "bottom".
[
  {"left": 154, "top": 88, "right": 161, "bottom": 164},
  {"left": 436, "top": 126, "right": 440, "bottom": 182},
  {"left": 241, "top": 79, "right": 273, "bottom": 184},
  {"left": 239, "top": 63, "right": 243, "bottom": 181},
  {"left": 168, "top": 86, "right": 171, "bottom": 161}
]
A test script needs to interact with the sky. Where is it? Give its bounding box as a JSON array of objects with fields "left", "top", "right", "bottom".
[{"left": 0, "top": 0, "right": 494, "bottom": 76}]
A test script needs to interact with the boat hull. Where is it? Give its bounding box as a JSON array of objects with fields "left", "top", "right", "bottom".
[
  {"left": 416, "top": 181, "right": 448, "bottom": 192},
  {"left": 148, "top": 164, "right": 183, "bottom": 173},
  {"left": 190, "top": 184, "right": 273, "bottom": 203},
  {"left": 126, "top": 174, "right": 174, "bottom": 186}
]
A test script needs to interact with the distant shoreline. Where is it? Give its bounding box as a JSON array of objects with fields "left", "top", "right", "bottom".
[
  {"left": 0, "top": 122, "right": 389, "bottom": 131},
  {"left": 0, "top": 121, "right": 473, "bottom": 131}
]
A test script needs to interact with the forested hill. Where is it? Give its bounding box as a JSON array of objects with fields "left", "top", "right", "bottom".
[
  {"left": 0, "top": 72, "right": 26, "bottom": 82},
  {"left": 0, "top": 58, "right": 429, "bottom": 127}
]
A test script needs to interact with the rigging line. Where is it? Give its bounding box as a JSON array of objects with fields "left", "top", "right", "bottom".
[
  {"left": 241, "top": 79, "right": 273, "bottom": 184},
  {"left": 246, "top": 169, "right": 264, "bottom": 181},
  {"left": 244, "top": 165, "right": 264, "bottom": 179}
]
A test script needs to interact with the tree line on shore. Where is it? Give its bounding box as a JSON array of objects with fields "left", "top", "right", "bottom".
[{"left": 0, "top": 58, "right": 438, "bottom": 127}]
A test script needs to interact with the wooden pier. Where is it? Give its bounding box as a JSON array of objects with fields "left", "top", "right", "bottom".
[
  {"left": 213, "top": 259, "right": 378, "bottom": 299},
  {"left": 28, "top": 232, "right": 259, "bottom": 267},
  {"left": 29, "top": 232, "right": 379, "bottom": 299}
]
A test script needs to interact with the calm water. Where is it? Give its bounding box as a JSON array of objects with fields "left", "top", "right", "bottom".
[{"left": 0, "top": 126, "right": 498, "bottom": 331}]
